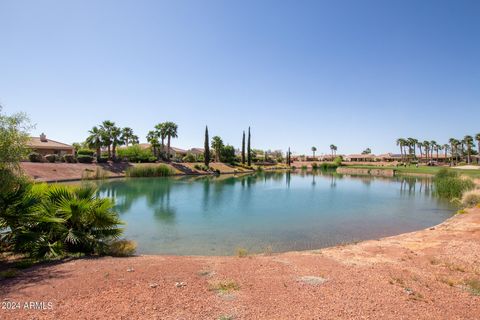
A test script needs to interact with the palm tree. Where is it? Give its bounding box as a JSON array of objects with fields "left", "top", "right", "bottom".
[
  {"left": 154, "top": 123, "right": 167, "bottom": 159},
  {"left": 396, "top": 138, "right": 407, "bottom": 162},
  {"left": 311, "top": 146, "right": 317, "bottom": 159},
  {"left": 422, "top": 141, "right": 430, "bottom": 161},
  {"left": 464, "top": 135, "right": 474, "bottom": 164},
  {"left": 417, "top": 142, "right": 424, "bottom": 159},
  {"left": 476, "top": 133, "right": 480, "bottom": 164},
  {"left": 100, "top": 120, "right": 115, "bottom": 160},
  {"left": 407, "top": 138, "right": 418, "bottom": 159},
  {"left": 121, "top": 127, "right": 137, "bottom": 146},
  {"left": 86, "top": 126, "right": 103, "bottom": 162},
  {"left": 211, "top": 136, "right": 224, "bottom": 162},
  {"left": 329, "top": 144, "right": 336, "bottom": 159},
  {"left": 162, "top": 122, "right": 178, "bottom": 161},
  {"left": 449, "top": 138, "right": 459, "bottom": 165},
  {"left": 442, "top": 144, "right": 449, "bottom": 162},
  {"left": 146, "top": 130, "right": 160, "bottom": 158},
  {"left": 430, "top": 140, "right": 438, "bottom": 161},
  {"left": 110, "top": 126, "right": 123, "bottom": 161}
]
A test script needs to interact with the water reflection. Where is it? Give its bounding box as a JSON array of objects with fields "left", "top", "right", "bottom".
[{"left": 90, "top": 171, "right": 454, "bottom": 255}]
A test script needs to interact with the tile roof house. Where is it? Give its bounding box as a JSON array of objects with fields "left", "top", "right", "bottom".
[{"left": 27, "top": 133, "right": 74, "bottom": 156}]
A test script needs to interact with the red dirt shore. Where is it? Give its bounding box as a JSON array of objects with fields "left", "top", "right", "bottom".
[
  {"left": 20, "top": 162, "right": 252, "bottom": 183},
  {"left": 1, "top": 208, "right": 480, "bottom": 319}
]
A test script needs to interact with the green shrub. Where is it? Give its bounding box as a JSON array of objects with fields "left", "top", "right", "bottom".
[
  {"left": 301, "top": 165, "right": 308, "bottom": 170},
  {"left": 319, "top": 162, "right": 339, "bottom": 170},
  {"left": 77, "top": 149, "right": 95, "bottom": 156},
  {"left": 97, "top": 156, "right": 109, "bottom": 163},
  {"left": 1, "top": 183, "right": 124, "bottom": 259},
  {"left": 311, "top": 162, "right": 318, "bottom": 170},
  {"left": 334, "top": 156, "right": 343, "bottom": 166},
  {"left": 63, "top": 154, "right": 76, "bottom": 163},
  {"left": 126, "top": 164, "right": 174, "bottom": 177},
  {"left": 434, "top": 169, "right": 475, "bottom": 200},
  {"left": 28, "top": 152, "right": 43, "bottom": 162},
  {"left": 45, "top": 154, "right": 56, "bottom": 163},
  {"left": 77, "top": 155, "right": 94, "bottom": 163},
  {"left": 117, "top": 145, "right": 156, "bottom": 163}
]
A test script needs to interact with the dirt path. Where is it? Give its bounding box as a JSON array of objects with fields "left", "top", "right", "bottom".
[{"left": 1, "top": 208, "right": 480, "bottom": 319}]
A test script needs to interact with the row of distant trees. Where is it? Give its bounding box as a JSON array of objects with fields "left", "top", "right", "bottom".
[
  {"left": 203, "top": 126, "right": 252, "bottom": 166},
  {"left": 84, "top": 121, "right": 139, "bottom": 161},
  {"left": 396, "top": 135, "right": 480, "bottom": 164}
]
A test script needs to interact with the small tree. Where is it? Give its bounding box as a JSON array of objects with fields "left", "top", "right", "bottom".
[
  {"left": 247, "top": 127, "right": 251, "bottom": 166},
  {"left": 204, "top": 126, "right": 210, "bottom": 166},
  {"left": 211, "top": 136, "right": 224, "bottom": 162},
  {"left": 241, "top": 131, "right": 246, "bottom": 164},
  {"left": 361, "top": 148, "right": 371, "bottom": 155},
  {"left": 311, "top": 146, "right": 317, "bottom": 158},
  {"left": 221, "top": 145, "right": 236, "bottom": 164}
]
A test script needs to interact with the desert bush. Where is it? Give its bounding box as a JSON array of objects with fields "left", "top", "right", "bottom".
[
  {"left": 434, "top": 169, "right": 475, "bottom": 200},
  {"left": 301, "top": 165, "right": 308, "bottom": 170},
  {"left": 182, "top": 153, "right": 196, "bottom": 163},
  {"left": 461, "top": 190, "right": 480, "bottom": 208},
  {"left": 45, "top": 154, "right": 56, "bottom": 163},
  {"left": 194, "top": 164, "right": 209, "bottom": 171},
  {"left": 28, "top": 152, "right": 43, "bottom": 162},
  {"left": 126, "top": 164, "right": 174, "bottom": 177},
  {"left": 311, "top": 162, "right": 318, "bottom": 170},
  {"left": 63, "top": 154, "right": 76, "bottom": 163},
  {"left": 77, "top": 155, "right": 94, "bottom": 163},
  {"left": 103, "top": 240, "right": 136, "bottom": 257}
]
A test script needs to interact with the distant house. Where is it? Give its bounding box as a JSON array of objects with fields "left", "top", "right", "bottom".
[
  {"left": 27, "top": 133, "right": 74, "bottom": 156},
  {"left": 345, "top": 154, "right": 376, "bottom": 162}
]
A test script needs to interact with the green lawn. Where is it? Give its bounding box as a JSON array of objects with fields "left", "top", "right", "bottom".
[{"left": 344, "top": 164, "right": 480, "bottom": 178}]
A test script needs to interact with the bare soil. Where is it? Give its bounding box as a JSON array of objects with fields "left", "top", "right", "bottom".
[{"left": 1, "top": 208, "right": 479, "bottom": 319}]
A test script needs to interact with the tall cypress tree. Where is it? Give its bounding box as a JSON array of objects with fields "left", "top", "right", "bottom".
[
  {"left": 204, "top": 126, "right": 210, "bottom": 166},
  {"left": 241, "top": 131, "right": 246, "bottom": 164},
  {"left": 287, "top": 147, "right": 291, "bottom": 166},
  {"left": 247, "top": 127, "right": 251, "bottom": 166}
]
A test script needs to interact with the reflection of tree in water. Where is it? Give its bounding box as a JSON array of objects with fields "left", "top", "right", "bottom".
[
  {"left": 398, "top": 176, "right": 434, "bottom": 198},
  {"left": 97, "top": 178, "right": 177, "bottom": 223}
]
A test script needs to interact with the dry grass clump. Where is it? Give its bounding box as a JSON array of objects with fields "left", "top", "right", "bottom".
[
  {"left": 236, "top": 247, "right": 248, "bottom": 258},
  {"left": 82, "top": 167, "right": 109, "bottom": 180},
  {"left": 105, "top": 240, "right": 137, "bottom": 257},
  {"left": 209, "top": 280, "right": 240, "bottom": 293},
  {"left": 465, "top": 279, "right": 480, "bottom": 296},
  {"left": 461, "top": 190, "right": 480, "bottom": 208}
]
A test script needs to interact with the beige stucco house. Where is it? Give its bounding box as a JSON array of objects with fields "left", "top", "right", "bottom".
[{"left": 27, "top": 133, "right": 75, "bottom": 156}]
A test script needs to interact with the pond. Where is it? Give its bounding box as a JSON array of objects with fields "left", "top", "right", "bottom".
[{"left": 90, "top": 171, "right": 455, "bottom": 255}]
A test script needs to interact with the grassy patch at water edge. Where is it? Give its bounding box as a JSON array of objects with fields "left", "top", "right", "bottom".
[
  {"left": 434, "top": 169, "right": 475, "bottom": 200},
  {"left": 126, "top": 164, "right": 174, "bottom": 177}
]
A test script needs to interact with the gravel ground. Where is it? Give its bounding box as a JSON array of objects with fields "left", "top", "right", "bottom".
[{"left": 1, "top": 208, "right": 479, "bottom": 320}]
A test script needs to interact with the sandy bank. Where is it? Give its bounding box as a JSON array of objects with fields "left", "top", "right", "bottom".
[{"left": 1, "top": 207, "right": 479, "bottom": 319}]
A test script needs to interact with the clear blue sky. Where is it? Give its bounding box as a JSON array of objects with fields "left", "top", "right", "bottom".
[{"left": 1, "top": 0, "right": 479, "bottom": 155}]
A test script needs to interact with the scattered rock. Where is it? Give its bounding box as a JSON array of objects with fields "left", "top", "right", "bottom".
[
  {"left": 404, "top": 288, "right": 414, "bottom": 295},
  {"left": 298, "top": 276, "right": 328, "bottom": 286},
  {"left": 127, "top": 267, "right": 134, "bottom": 272},
  {"left": 149, "top": 283, "right": 158, "bottom": 288},
  {"left": 175, "top": 282, "right": 187, "bottom": 288}
]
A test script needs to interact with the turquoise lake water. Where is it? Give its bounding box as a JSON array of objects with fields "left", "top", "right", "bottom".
[{"left": 92, "top": 171, "right": 455, "bottom": 255}]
